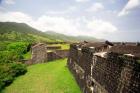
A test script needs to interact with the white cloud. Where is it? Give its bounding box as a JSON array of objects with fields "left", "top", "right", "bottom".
[
  {"left": 46, "top": 6, "right": 77, "bottom": 15},
  {"left": 118, "top": 0, "right": 140, "bottom": 16},
  {"left": 87, "top": 19, "right": 117, "bottom": 37},
  {"left": 0, "top": 11, "right": 118, "bottom": 38},
  {"left": 76, "top": 0, "right": 89, "bottom": 3},
  {"left": 46, "top": 11, "right": 68, "bottom": 15},
  {"left": 4, "top": 0, "right": 15, "bottom": 5},
  {"left": 0, "top": 6, "right": 7, "bottom": 11},
  {"left": 86, "top": 2, "right": 104, "bottom": 12},
  {"left": 33, "top": 16, "right": 82, "bottom": 36},
  {"left": 0, "top": 12, "right": 32, "bottom": 23}
]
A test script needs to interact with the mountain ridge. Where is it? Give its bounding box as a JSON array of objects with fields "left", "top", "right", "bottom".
[
  {"left": 0, "top": 22, "right": 103, "bottom": 42},
  {"left": 45, "top": 31, "right": 104, "bottom": 42}
]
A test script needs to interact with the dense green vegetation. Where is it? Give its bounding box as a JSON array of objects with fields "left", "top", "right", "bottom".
[
  {"left": 0, "top": 42, "right": 29, "bottom": 91},
  {"left": 0, "top": 42, "right": 30, "bottom": 61},
  {"left": 1, "top": 59, "right": 81, "bottom": 93},
  {"left": 0, "top": 63, "right": 27, "bottom": 90}
]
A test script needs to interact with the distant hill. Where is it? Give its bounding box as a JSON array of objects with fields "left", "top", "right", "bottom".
[
  {"left": 45, "top": 31, "right": 104, "bottom": 42},
  {"left": 0, "top": 22, "right": 62, "bottom": 42},
  {"left": 0, "top": 22, "right": 103, "bottom": 43}
]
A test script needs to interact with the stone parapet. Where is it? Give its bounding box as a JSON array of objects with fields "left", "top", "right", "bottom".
[{"left": 68, "top": 42, "right": 140, "bottom": 93}]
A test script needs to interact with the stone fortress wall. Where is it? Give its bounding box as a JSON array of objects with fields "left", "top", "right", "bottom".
[
  {"left": 26, "top": 43, "right": 69, "bottom": 65},
  {"left": 26, "top": 43, "right": 48, "bottom": 65},
  {"left": 47, "top": 50, "right": 68, "bottom": 61},
  {"left": 67, "top": 41, "right": 140, "bottom": 93}
]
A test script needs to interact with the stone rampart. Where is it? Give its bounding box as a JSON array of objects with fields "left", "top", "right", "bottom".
[
  {"left": 47, "top": 50, "right": 69, "bottom": 61},
  {"left": 67, "top": 42, "right": 140, "bottom": 93},
  {"left": 26, "top": 43, "right": 68, "bottom": 64}
]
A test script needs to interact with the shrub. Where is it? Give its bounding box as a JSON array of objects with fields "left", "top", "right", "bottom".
[
  {"left": 0, "top": 42, "right": 10, "bottom": 51},
  {"left": 0, "top": 62, "right": 27, "bottom": 91},
  {"left": 0, "top": 51, "right": 21, "bottom": 63},
  {"left": 10, "top": 63, "right": 27, "bottom": 76},
  {"left": 0, "top": 41, "right": 29, "bottom": 91},
  {"left": 0, "top": 80, "right": 5, "bottom": 90},
  {"left": 7, "top": 42, "right": 29, "bottom": 55}
]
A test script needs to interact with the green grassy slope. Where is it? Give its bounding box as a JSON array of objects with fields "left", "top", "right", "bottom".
[
  {"left": 0, "top": 22, "right": 62, "bottom": 42},
  {"left": 2, "top": 59, "right": 81, "bottom": 93},
  {"left": 47, "top": 44, "right": 70, "bottom": 50}
]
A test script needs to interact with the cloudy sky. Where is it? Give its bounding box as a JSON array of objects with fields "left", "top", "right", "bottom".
[{"left": 0, "top": 0, "right": 140, "bottom": 41}]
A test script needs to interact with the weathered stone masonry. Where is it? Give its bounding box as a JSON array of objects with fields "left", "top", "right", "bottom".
[
  {"left": 26, "top": 43, "right": 48, "bottom": 65},
  {"left": 26, "top": 43, "right": 69, "bottom": 64},
  {"left": 67, "top": 42, "right": 140, "bottom": 93},
  {"left": 47, "top": 50, "right": 69, "bottom": 61}
]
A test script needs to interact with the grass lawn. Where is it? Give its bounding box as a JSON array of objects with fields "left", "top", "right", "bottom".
[
  {"left": 1, "top": 59, "right": 81, "bottom": 93},
  {"left": 47, "top": 44, "right": 70, "bottom": 50},
  {"left": 23, "top": 51, "right": 31, "bottom": 60}
]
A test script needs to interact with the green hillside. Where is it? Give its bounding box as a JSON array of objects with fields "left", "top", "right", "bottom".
[{"left": 0, "top": 22, "right": 62, "bottom": 43}]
